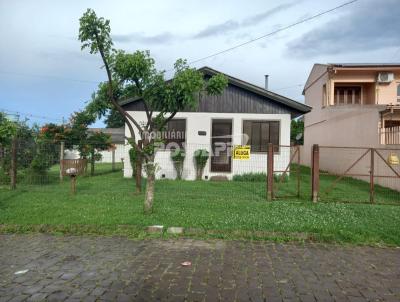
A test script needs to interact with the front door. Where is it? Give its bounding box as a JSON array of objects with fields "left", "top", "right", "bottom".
[{"left": 211, "top": 120, "right": 232, "bottom": 172}]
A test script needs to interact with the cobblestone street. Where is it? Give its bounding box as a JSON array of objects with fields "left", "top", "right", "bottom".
[{"left": 0, "top": 234, "right": 399, "bottom": 301}]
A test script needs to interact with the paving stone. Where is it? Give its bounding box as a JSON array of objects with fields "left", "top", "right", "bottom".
[
  {"left": 0, "top": 235, "right": 399, "bottom": 302},
  {"left": 147, "top": 225, "right": 164, "bottom": 233},
  {"left": 167, "top": 227, "right": 184, "bottom": 234}
]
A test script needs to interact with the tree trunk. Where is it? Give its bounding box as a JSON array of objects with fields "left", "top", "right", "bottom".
[
  {"left": 144, "top": 156, "right": 156, "bottom": 214},
  {"left": 135, "top": 140, "right": 143, "bottom": 193},
  {"left": 90, "top": 150, "right": 95, "bottom": 176}
]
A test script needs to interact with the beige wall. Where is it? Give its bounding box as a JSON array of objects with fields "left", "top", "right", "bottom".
[
  {"left": 303, "top": 66, "right": 400, "bottom": 158},
  {"left": 330, "top": 69, "right": 400, "bottom": 105}
]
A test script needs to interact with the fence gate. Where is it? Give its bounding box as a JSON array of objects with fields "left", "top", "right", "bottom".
[
  {"left": 269, "top": 145, "right": 301, "bottom": 200},
  {"left": 315, "top": 146, "right": 400, "bottom": 204}
]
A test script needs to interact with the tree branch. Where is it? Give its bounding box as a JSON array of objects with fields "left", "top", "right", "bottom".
[
  {"left": 158, "top": 111, "right": 177, "bottom": 129},
  {"left": 94, "top": 32, "right": 143, "bottom": 153}
]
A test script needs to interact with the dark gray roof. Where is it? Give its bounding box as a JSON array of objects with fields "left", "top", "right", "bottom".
[
  {"left": 199, "top": 67, "right": 311, "bottom": 114},
  {"left": 87, "top": 128, "right": 124, "bottom": 144},
  {"left": 120, "top": 66, "right": 311, "bottom": 117}
]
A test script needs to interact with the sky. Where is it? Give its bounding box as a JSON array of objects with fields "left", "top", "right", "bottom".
[{"left": 1, "top": 0, "right": 400, "bottom": 127}]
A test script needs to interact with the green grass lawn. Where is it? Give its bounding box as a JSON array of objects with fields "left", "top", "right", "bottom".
[{"left": 1, "top": 163, "right": 400, "bottom": 245}]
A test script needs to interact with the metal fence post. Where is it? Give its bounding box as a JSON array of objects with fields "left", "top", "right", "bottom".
[
  {"left": 267, "top": 143, "right": 274, "bottom": 201},
  {"left": 370, "top": 148, "right": 375, "bottom": 204},
  {"left": 311, "top": 144, "right": 319, "bottom": 203},
  {"left": 60, "top": 141, "right": 65, "bottom": 181},
  {"left": 10, "top": 137, "right": 17, "bottom": 190}
]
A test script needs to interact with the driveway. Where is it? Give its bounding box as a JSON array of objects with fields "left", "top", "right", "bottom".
[{"left": 0, "top": 234, "right": 399, "bottom": 301}]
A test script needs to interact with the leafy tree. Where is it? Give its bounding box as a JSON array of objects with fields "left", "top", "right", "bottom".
[
  {"left": 0, "top": 112, "right": 17, "bottom": 145},
  {"left": 40, "top": 110, "right": 111, "bottom": 176},
  {"left": 0, "top": 114, "right": 45, "bottom": 185},
  {"left": 105, "top": 108, "right": 124, "bottom": 128},
  {"left": 79, "top": 9, "right": 228, "bottom": 213},
  {"left": 291, "top": 119, "right": 304, "bottom": 145},
  {"left": 83, "top": 131, "right": 112, "bottom": 176}
]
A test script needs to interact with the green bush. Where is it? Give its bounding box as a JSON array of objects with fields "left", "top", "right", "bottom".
[
  {"left": 0, "top": 165, "right": 9, "bottom": 184},
  {"left": 274, "top": 173, "right": 289, "bottom": 183},
  {"left": 171, "top": 148, "right": 185, "bottom": 180},
  {"left": 194, "top": 149, "right": 209, "bottom": 180},
  {"left": 233, "top": 172, "right": 266, "bottom": 182},
  {"left": 26, "top": 152, "right": 52, "bottom": 184},
  {"left": 232, "top": 172, "right": 289, "bottom": 183}
]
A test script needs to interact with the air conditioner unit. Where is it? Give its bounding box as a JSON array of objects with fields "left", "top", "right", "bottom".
[{"left": 377, "top": 72, "right": 394, "bottom": 83}]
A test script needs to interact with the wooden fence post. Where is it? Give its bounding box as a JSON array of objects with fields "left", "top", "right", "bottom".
[
  {"left": 10, "top": 137, "right": 17, "bottom": 190},
  {"left": 59, "top": 141, "right": 65, "bottom": 181},
  {"left": 311, "top": 144, "right": 319, "bottom": 203},
  {"left": 370, "top": 148, "right": 375, "bottom": 204},
  {"left": 267, "top": 143, "right": 274, "bottom": 201},
  {"left": 112, "top": 148, "right": 116, "bottom": 171},
  {"left": 297, "top": 146, "right": 301, "bottom": 198}
]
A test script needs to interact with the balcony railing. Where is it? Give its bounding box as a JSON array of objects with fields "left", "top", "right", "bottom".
[{"left": 380, "top": 126, "right": 400, "bottom": 145}]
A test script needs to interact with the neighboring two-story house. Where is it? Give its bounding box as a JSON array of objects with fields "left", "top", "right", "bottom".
[
  {"left": 303, "top": 63, "right": 400, "bottom": 192},
  {"left": 303, "top": 63, "right": 400, "bottom": 155}
]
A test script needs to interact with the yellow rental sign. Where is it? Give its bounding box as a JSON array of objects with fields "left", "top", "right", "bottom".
[{"left": 233, "top": 145, "right": 251, "bottom": 160}]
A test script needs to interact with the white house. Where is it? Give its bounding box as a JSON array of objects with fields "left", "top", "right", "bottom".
[
  {"left": 121, "top": 67, "right": 311, "bottom": 180},
  {"left": 64, "top": 128, "right": 125, "bottom": 163}
]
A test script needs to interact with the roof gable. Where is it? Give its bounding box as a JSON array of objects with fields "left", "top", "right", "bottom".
[{"left": 121, "top": 66, "right": 311, "bottom": 118}]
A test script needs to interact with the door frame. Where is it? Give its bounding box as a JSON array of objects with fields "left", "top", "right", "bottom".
[{"left": 210, "top": 118, "right": 233, "bottom": 173}]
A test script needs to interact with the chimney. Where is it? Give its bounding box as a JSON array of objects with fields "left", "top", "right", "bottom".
[{"left": 264, "top": 75, "right": 269, "bottom": 90}]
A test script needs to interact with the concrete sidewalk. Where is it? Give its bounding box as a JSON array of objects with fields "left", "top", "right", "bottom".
[{"left": 0, "top": 235, "right": 399, "bottom": 301}]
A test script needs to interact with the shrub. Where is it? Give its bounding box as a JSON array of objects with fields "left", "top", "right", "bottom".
[
  {"left": 171, "top": 148, "right": 185, "bottom": 180},
  {"left": 194, "top": 149, "right": 209, "bottom": 180},
  {"left": 232, "top": 172, "right": 289, "bottom": 183},
  {"left": 129, "top": 147, "right": 137, "bottom": 176},
  {"left": 233, "top": 173, "right": 266, "bottom": 182},
  {"left": 26, "top": 152, "right": 52, "bottom": 184},
  {"left": 274, "top": 173, "right": 289, "bottom": 183}
]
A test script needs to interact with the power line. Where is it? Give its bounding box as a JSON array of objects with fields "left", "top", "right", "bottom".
[
  {"left": 0, "top": 0, "right": 358, "bottom": 111},
  {"left": 0, "top": 108, "right": 63, "bottom": 123},
  {"left": 184, "top": 0, "right": 359, "bottom": 66},
  {"left": 273, "top": 84, "right": 304, "bottom": 91}
]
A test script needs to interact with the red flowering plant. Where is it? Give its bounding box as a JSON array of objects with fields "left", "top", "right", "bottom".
[{"left": 39, "top": 123, "right": 67, "bottom": 142}]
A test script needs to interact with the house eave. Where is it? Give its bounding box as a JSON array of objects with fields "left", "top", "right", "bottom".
[{"left": 120, "top": 66, "right": 311, "bottom": 116}]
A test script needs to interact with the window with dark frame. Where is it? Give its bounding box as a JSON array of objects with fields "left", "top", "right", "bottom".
[
  {"left": 243, "top": 120, "right": 280, "bottom": 152},
  {"left": 162, "top": 119, "right": 186, "bottom": 149},
  {"left": 322, "top": 84, "right": 327, "bottom": 107},
  {"left": 334, "top": 86, "right": 361, "bottom": 105}
]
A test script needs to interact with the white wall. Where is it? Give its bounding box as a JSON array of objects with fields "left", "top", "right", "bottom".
[
  {"left": 97, "top": 144, "right": 126, "bottom": 163},
  {"left": 123, "top": 111, "right": 291, "bottom": 180},
  {"left": 63, "top": 144, "right": 125, "bottom": 163}
]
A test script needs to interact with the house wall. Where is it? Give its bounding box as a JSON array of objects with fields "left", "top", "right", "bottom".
[
  {"left": 97, "top": 144, "right": 125, "bottom": 163},
  {"left": 63, "top": 144, "right": 125, "bottom": 163},
  {"left": 331, "top": 69, "right": 400, "bottom": 105},
  {"left": 303, "top": 66, "right": 400, "bottom": 192},
  {"left": 123, "top": 111, "right": 291, "bottom": 180}
]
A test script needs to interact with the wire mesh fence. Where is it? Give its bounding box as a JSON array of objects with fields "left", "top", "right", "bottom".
[
  {"left": 273, "top": 145, "right": 302, "bottom": 199},
  {"left": 2, "top": 138, "right": 400, "bottom": 206},
  {"left": 0, "top": 139, "right": 124, "bottom": 192},
  {"left": 138, "top": 143, "right": 270, "bottom": 202}
]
